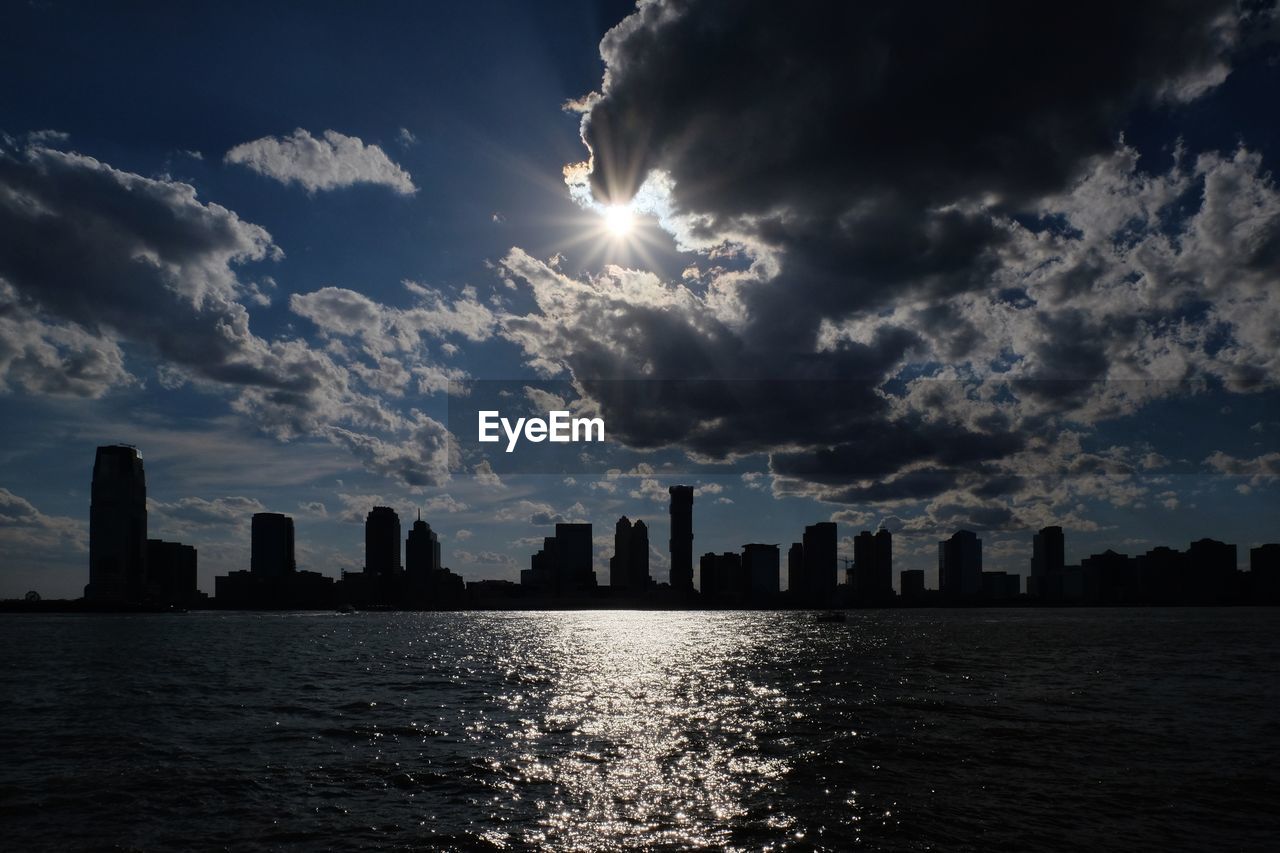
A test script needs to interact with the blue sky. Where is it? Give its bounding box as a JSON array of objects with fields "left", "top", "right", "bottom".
[{"left": 1, "top": 1, "right": 1278, "bottom": 598}]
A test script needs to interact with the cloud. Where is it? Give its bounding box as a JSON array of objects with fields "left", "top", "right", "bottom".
[
  {"left": 0, "top": 140, "right": 455, "bottom": 489},
  {"left": 482, "top": 0, "right": 1280, "bottom": 526},
  {"left": 149, "top": 495, "right": 266, "bottom": 528},
  {"left": 225, "top": 129, "right": 416, "bottom": 195},
  {"left": 0, "top": 486, "right": 85, "bottom": 549}
]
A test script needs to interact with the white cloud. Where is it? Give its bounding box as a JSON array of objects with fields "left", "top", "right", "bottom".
[{"left": 225, "top": 128, "right": 416, "bottom": 195}]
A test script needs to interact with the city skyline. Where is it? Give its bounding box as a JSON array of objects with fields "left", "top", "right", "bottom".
[
  {"left": 2, "top": 1, "right": 1279, "bottom": 600},
  {"left": 40, "top": 441, "right": 1277, "bottom": 610}
]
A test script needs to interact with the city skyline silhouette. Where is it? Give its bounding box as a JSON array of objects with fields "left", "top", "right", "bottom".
[{"left": 10, "top": 442, "right": 1266, "bottom": 611}]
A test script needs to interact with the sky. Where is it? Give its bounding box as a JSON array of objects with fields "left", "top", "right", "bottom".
[{"left": 1, "top": 0, "right": 1278, "bottom": 599}]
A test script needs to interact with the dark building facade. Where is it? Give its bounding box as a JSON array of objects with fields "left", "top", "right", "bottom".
[
  {"left": 146, "top": 539, "right": 198, "bottom": 606},
  {"left": 939, "top": 529, "right": 982, "bottom": 600},
  {"left": 405, "top": 509, "right": 441, "bottom": 580},
  {"left": 700, "top": 551, "right": 743, "bottom": 606},
  {"left": 251, "top": 512, "right": 296, "bottom": 578},
  {"left": 668, "top": 485, "right": 694, "bottom": 590},
  {"left": 852, "top": 528, "right": 893, "bottom": 603},
  {"left": 802, "top": 522, "right": 837, "bottom": 602},
  {"left": 900, "top": 569, "right": 926, "bottom": 602},
  {"left": 365, "top": 506, "right": 402, "bottom": 577},
  {"left": 86, "top": 445, "right": 148, "bottom": 603},
  {"left": 522, "top": 523, "right": 596, "bottom": 594},
  {"left": 787, "top": 542, "right": 804, "bottom": 594},
  {"left": 1029, "top": 525, "right": 1065, "bottom": 598},
  {"left": 609, "top": 516, "right": 650, "bottom": 592},
  {"left": 741, "top": 543, "right": 780, "bottom": 603}
]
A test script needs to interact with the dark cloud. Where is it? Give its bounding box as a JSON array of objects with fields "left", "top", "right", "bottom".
[{"left": 585, "top": 0, "right": 1238, "bottom": 211}]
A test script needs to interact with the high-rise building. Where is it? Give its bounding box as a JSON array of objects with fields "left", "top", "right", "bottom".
[
  {"left": 787, "top": 542, "right": 804, "bottom": 595},
  {"left": 900, "top": 569, "right": 926, "bottom": 602},
  {"left": 610, "top": 516, "right": 650, "bottom": 592},
  {"left": 741, "top": 543, "right": 780, "bottom": 601},
  {"left": 86, "top": 445, "right": 148, "bottom": 603},
  {"left": 669, "top": 485, "right": 694, "bottom": 590},
  {"left": 939, "top": 529, "right": 982, "bottom": 599},
  {"left": 523, "top": 523, "right": 596, "bottom": 593},
  {"left": 1030, "top": 525, "right": 1065, "bottom": 598},
  {"left": 251, "top": 512, "right": 296, "bottom": 578},
  {"left": 405, "top": 509, "right": 441, "bottom": 581},
  {"left": 1252, "top": 543, "right": 1280, "bottom": 602},
  {"left": 853, "top": 528, "right": 893, "bottom": 601},
  {"left": 365, "top": 506, "right": 402, "bottom": 577},
  {"left": 802, "top": 522, "right": 837, "bottom": 601},
  {"left": 146, "top": 539, "right": 198, "bottom": 605}
]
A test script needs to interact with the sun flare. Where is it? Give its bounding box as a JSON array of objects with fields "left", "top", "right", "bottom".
[{"left": 604, "top": 204, "right": 634, "bottom": 236}]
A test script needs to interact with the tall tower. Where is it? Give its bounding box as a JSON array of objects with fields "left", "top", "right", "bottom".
[
  {"left": 803, "top": 522, "right": 838, "bottom": 600},
  {"left": 365, "top": 506, "right": 402, "bottom": 577},
  {"left": 939, "top": 529, "right": 982, "bottom": 599},
  {"left": 610, "top": 516, "right": 634, "bottom": 589},
  {"left": 629, "top": 519, "right": 650, "bottom": 590},
  {"left": 86, "top": 445, "right": 147, "bottom": 603},
  {"left": 1030, "top": 525, "right": 1064, "bottom": 597},
  {"left": 668, "top": 485, "right": 694, "bottom": 590},
  {"left": 251, "top": 512, "right": 296, "bottom": 578},
  {"left": 405, "top": 509, "right": 440, "bottom": 581}
]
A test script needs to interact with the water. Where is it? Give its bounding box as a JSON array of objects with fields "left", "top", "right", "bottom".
[{"left": 1, "top": 609, "right": 1277, "bottom": 851}]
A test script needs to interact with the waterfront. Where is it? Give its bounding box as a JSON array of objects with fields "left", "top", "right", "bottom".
[{"left": 1, "top": 609, "right": 1277, "bottom": 850}]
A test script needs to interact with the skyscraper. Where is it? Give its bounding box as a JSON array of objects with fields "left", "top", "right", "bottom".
[
  {"left": 802, "top": 521, "right": 837, "bottom": 601},
  {"left": 669, "top": 485, "right": 694, "bottom": 590},
  {"left": 405, "top": 509, "right": 441, "bottom": 581},
  {"left": 611, "top": 517, "right": 651, "bottom": 591},
  {"left": 939, "top": 529, "right": 982, "bottom": 599},
  {"left": 853, "top": 528, "right": 893, "bottom": 602},
  {"left": 524, "top": 523, "right": 596, "bottom": 593},
  {"left": 741, "top": 543, "right": 780, "bottom": 601},
  {"left": 365, "top": 506, "right": 402, "bottom": 577},
  {"left": 86, "top": 445, "right": 147, "bottom": 603},
  {"left": 787, "top": 542, "right": 805, "bottom": 595},
  {"left": 1030, "top": 525, "right": 1065, "bottom": 598},
  {"left": 251, "top": 512, "right": 296, "bottom": 578}
]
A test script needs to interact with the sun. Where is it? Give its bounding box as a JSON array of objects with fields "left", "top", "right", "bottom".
[{"left": 604, "top": 204, "right": 634, "bottom": 236}]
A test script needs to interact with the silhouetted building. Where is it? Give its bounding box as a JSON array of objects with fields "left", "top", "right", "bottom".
[
  {"left": 787, "top": 542, "right": 804, "bottom": 593},
  {"left": 610, "top": 516, "right": 650, "bottom": 592},
  {"left": 251, "top": 512, "right": 296, "bottom": 578},
  {"left": 980, "top": 571, "right": 1020, "bottom": 600},
  {"left": 669, "top": 485, "right": 694, "bottom": 590},
  {"left": 741, "top": 543, "right": 780, "bottom": 602},
  {"left": 1187, "top": 538, "right": 1237, "bottom": 603},
  {"left": 522, "top": 523, "right": 595, "bottom": 594},
  {"left": 852, "top": 528, "right": 893, "bottom": 603},
  {"left": 405, "top": 509, "right": 441, "bottom": 580},
  {"left": 701, "top": 551, "right": 743, "bottom": 606},
  {"left": 146, "top": 539, "right": 197, "bottom": 606},
  {"left": 939, "top": 530, "right": 982, "bottom": 600},
  {"left": 1252, "top": 544, "right": 1280, "bottom": 602},
  {"left": 86, "top": 445, "right": 147, "bottom": 603},
  {"left": 1138, "top": 546, "right": 1188, "bottom": 604},
  {"left": 900, "top": 569, "right": 926, "bottom": 602},
  {"left": 1081, "top": 550, "right": 1138, "bottom": 604},
  {"left": 801, "top": 522, "right": 837, "bottom": 603},
  {"left": 365, "top": 506, "right": 402, "bottom": 577},
  {"left": 1029, "top": 525, "right": 1065, "bottom": 598}
]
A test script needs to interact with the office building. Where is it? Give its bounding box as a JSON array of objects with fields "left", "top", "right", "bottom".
[
  {"left": 86, "top": 445, "right": 148, "bottom": 603},
  {"left": 939, "top": 529, "right": 982, "bottom": 599},
  {"left": 251, "top": 512, "right": 296, "bottom": 578},
  {"left": 365, "top": 506, "right": 402, "bottom": 577},
  {"left": 669, "top": 485, "right": 694, "bottom": 590}
]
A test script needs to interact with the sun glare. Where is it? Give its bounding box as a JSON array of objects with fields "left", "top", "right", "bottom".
[{"left": 604, "top": 204, "right": 634, "bottom": 236}]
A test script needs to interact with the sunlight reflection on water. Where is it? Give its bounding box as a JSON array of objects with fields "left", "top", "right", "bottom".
[{"left": 1, "top": 609, "right": 1278, "bottom": 851}]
